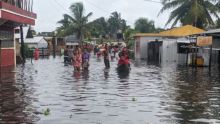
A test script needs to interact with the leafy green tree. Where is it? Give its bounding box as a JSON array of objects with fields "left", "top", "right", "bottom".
[
  {"left": 89, "top": 17, "right": 108, "bottom": 38},
  {"left": 56, "top": 2, "right": 92, "bottom": 44},
  {"left": 56, "top": 14, "right": 74, "bottom": 37},
  {"left": 135, "top": 18, "right": 155, "bottom": 33},
  {"left": 124, "top": 26, "right": 136, "bottom": 41},
  {"left": 69, "top": 2, "right": 92, "bottom": 42},
  {"left": 159, "top": 0, "right": 220, "bottom": 29},
  {"left": 107, "top": 12, "right": 127, "bottom": 38}
]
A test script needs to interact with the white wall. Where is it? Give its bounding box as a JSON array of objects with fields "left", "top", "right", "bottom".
[
  {"left": 139, "top": 36, "right": 162, "bottom": 60},
  {"left": 161, "top": 38, "right": 177, "bottom": 64},
  {"left": 27, "top": 43, "right": 38, "bottom": 48},
  {"left": 38, "top": 39, "right": 48, "bottom": 48},
  {"left": 135, "top": 36, "right": 190, "bottom": 65}
]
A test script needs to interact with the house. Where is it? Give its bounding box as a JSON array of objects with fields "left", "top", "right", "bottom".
[
  {"left": 65, "top": 35, "right": 80, "bottom": 46},
  {"left": 14, "top": 27, "right": 48, "bottom": 57},
  {"left": 24, "top": 37, "right": 48, "bottom": 48},
  {"left": 134, "top": 25, "right": 205, "bottom": 65},
  {"left": 0, "top": 0, "right": 37, "bottom": 67}
]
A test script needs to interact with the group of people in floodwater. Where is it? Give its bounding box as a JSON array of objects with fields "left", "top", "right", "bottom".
[{"left": 64, "top": 43, "right": 130, "bottom": 72}]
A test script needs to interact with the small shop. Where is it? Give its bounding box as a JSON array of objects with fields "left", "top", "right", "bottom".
[
  {"left": 189, "top": 29, "right": 220, "bottom": 67},
  {"left": 134, "top": 25, "right": 205, "bottom": 65}
]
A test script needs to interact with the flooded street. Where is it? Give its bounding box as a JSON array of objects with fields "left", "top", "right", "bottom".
[{"left": 1, "top": 55, "right": 220, "bottom": 124}]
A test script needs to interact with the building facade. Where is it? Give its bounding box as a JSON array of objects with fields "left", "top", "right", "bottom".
[
  {"left": 0, "top": 0, "right": 36, "bottom": 67},
  {"left": 134, "top": 25, "right": 205, "bottom": 65}
]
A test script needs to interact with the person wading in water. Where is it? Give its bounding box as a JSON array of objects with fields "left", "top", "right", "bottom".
[
  {"left": 82, "top": 48, "right": 90, "bottom": 70},
  {"left": 103, "top": 44, "right": 110, "bottom": 68},
  {"left": 64, "top": 46, "right": 69, "bottom": 64},
  {"left": 73, "top": 48, "right": 82, "bottom": 72}
]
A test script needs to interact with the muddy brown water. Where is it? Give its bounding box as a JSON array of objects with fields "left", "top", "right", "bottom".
[{"left": 1, "top": 56, "right": 220, "bottom": 124}]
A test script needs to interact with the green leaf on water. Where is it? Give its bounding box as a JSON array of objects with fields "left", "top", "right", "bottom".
[
  {"left": 132, "top": 97, "right": 137, "bottom": 101},
  {"left": 44, "top": 108, "right": 50, "bottom": 116}
]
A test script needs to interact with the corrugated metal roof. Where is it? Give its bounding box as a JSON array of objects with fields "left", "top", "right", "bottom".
[
  {"left": 134, "top": 33, "right": 161, "bottom": 37},
  {"left": 134, "top": 25, "right": 205, "bottom": 37},
  {"left": 202, "top": 28, "right": 220, "bottom": 34},
  {"left": 24, "top": 36, "right": 45, "bottom": 44}
]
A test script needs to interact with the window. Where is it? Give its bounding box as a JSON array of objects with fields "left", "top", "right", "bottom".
[
  {"left": 177, "top": 43, "right": 188, "bottom": 54},
  {"left": 1, "top": 40, "right": 14, "bottom": 48},
  {"left": 15, "top": 29, "right": 20, "bottom": 34},
  {"left": 0, "top": 30, "right": 14, "bottom": 48}
]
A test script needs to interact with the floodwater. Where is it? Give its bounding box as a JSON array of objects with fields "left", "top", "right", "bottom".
[{"left": 1, "top": 55, "right": 220, "bottom": 124}]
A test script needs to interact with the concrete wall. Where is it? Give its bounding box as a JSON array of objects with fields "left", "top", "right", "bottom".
[
  {"left": 212, "top": 38, "right": 220, "bottom": 49},
  {"left": 161, "top": 38, "right": 177, "bottom": 64},
  {"left": 136, "top": 36, "right": 162, "bottom": 60},
  {"left": 135, "top": 36, "right": 190, "bottom": 65},
  {"left": 1, "top": 49, "right": 15, "bottom": 67},
  {"left": 27, "top": 43, "right": 37, "bottom": 48},
  {"left": 212, "top": 37, "right": 220, "bottom": 65}
]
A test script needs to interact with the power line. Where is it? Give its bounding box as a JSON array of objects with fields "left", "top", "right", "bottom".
[
  {"left": 144, "top": 0, "right": 162, "bottom": 4},
  {"left": 54, "top": 0, "right": 69, "bottom": 13},
  {"left": 84, "top": 0, "right": 110, "bottom": 14},
  {"left": 84, "top": 0, "right": 134, "bottom": 24}
]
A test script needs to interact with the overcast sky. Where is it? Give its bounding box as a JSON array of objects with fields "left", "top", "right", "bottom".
[{"left": 33, "top": 0, "right": 171, "bottom": 32}]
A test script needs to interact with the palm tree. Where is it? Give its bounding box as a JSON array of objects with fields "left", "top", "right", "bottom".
[
  {"left": 56, "top": 14, "right": 74, "bottom": 37},
  {"left": 159, "top": 0, "right": 220, "bottom": 29},
  {"left": 107, "top": 12, "right": 127, "bottom": 38},
  {"left": 57, "top": 2, "right": 92, "bottom": 45}
]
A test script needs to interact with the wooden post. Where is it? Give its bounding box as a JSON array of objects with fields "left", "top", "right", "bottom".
[
  {"left": 195, "top": 39, "right": 198, "bottom": 68},
  {"left": 195, "top": 46, "right": 198, "bottom": 68},
  {"left": 209, "top": 45, "right": 213, "bottom": 70},
  {"left": 186, "top": 47, "right": 189, "bottom": 66},
  {"left": 52, "top": 36, "right": 56, "bottom": 58},
  {"left": 20, "top": 25, "right": 25, "bottom": 63}
]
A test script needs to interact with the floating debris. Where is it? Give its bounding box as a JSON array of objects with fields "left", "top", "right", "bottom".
[
  {"left": 132, "top": 97, "right": 137, "bottom": 101},
  {"left": 44, "top": 108, "right": 50, "bottom": 116}
]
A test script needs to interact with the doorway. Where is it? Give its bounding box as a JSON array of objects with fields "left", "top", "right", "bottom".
[{"left": 147, "top": 41, "right": 162, "bottom": 64}]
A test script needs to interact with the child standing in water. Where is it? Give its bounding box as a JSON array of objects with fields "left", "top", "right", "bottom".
[{"left": 82, "top": 49, "right": 90, "bottom": 70}]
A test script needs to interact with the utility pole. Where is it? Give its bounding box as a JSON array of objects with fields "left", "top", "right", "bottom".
[
  {"left": 20, "top": 25, "right": 25, "bottom": 63},
  {"left": 52, "top": 36, "right": 56, "bottom": 58}
]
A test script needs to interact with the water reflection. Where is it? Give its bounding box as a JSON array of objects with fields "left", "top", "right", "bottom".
[
  {"left": 104, "top": 69, "right": 109, "bottom": 79},
  {"left": 117, "top": 70, "right": 129, "bottom": 80},
  {"left": 162, "top": 66, "right": 220, "bottom": 124},
  {"left": 73, "top": 71, "right": 81, "bottom": 79},
  {"left": 1, "top": 56, "right": 220, "bottom": 124},
  {"left": 0, "top": 66, "right": 38, "bottom": 123}
]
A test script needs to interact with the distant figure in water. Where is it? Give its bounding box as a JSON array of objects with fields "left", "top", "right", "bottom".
[
  {"left": 64, "top": 46, "right": 69, "bottom": 64},
  {"left": 73, "top": 49, "right": 82, "bottom": 72},
  {"left": 118, "top": 47, "right": 130, "bottom": 67},
  {"left": 82, "top": 48, "right": 90, "bottom": 70},
  {"left": 68, "top": 46, "right": 74, "bottom": 63},
  {"left": 94, "top": 45, "right": 98, "bottom": 55},
  {"left": 110, "top": 47, "right": 114, "bottom": 61},
  {"left": 34, "top": 48, "right": 40, "bottom": 60},
  {"left": 103, "top": 44, "right": 110, "bottom": 68}
]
